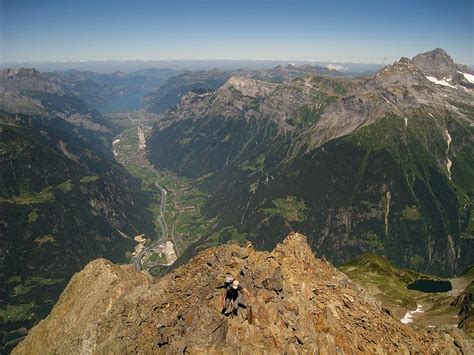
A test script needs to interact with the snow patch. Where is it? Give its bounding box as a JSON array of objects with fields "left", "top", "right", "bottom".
[
  {"left": 404, "top": 117, "right": 408, "bottom": 127},
  {"left": 458, "top": 71, "right": 474, "bottom": 83},
  {"left": 401, "top": 304, "right": 424, "bottom": 324},
  {"left": 425, "top": 76, "right": 456, "bottom": 88}
]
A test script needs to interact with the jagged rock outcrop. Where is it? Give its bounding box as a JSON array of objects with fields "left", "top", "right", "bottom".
[{"left": 13, "top": 233, "right": 468, "bottom": 354}]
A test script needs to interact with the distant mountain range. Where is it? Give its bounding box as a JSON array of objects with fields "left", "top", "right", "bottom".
[
  {"left": 147, "top": 48, "right": 474, "bottom": 276},
  {"left": 0, "top": 59, "right": 385, "bottom": 75}
]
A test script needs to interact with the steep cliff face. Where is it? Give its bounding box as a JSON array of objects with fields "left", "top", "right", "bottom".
[{"left": 13, "top": 233, "right": 469, "bottom": 354}]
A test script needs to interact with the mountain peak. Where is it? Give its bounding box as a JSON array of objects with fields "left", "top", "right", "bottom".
[
  {"left": 413, "top": 48, "right": 453, "bottom": 64},
  {"left": 371, "top": 48, "right": 473, "bottom": 93},
  {"left": 13, "top": 232, "right": 467, "bottom": 354},
  {"left": 412, "top": 48, "right": 458, "bottom": 77},
  {"left": 416, "top": 47, "right": 451, "bottom": 59},
  {"left": 374, "top": 48, "right": 457, "bottom": 80}
]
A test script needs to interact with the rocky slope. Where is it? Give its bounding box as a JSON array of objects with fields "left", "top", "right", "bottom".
[
  {"left": 12, "top": 233, "right": 469, "bottom": 354},
  {"left": 147, "top": 48, "right": 474, "bottom": 276}
]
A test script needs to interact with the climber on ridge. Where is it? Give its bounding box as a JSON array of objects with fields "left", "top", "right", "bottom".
[{"left": 220, "top": 276, "right": 252, "bottom": 316}]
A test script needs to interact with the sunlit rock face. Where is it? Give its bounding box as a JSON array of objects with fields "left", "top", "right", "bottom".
[{"left": 13, "top": 233, "right": 468, "bottom": 354}]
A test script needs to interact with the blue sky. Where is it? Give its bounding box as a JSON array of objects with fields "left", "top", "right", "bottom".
[{"left": 1, "top": 0, "right": 473, "bottom": 64}]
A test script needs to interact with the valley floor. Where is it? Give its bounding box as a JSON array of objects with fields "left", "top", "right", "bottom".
[{"left": 107, "top": 111, "right": 213, "bottom": 274}]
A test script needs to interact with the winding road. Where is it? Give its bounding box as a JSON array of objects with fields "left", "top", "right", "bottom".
[
  {"left": 112, "top": 116, "right": 171, "bottom": 271},
  {"left": 132, "top": 179, "right": 169, "bottom": 271}
]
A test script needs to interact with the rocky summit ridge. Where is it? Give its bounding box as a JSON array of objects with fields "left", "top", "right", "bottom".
[{"left": 13, "top": 233, "right": 468, "bottom": 354}]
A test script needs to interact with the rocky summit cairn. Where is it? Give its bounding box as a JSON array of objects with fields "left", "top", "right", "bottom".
[{"left": 13, "top": 233, "right": 467, "bottom": 354}]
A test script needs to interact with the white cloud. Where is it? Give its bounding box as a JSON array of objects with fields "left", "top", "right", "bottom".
[{"left": 326, "top": 64, "right": 347, "bottom": 72}]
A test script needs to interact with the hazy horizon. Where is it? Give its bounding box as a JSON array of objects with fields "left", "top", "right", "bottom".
[
  {"left": 1, "top": 0, "right": 473, "bottom": 65},
  {"left": 0, "top": 58, "right": 388, "bottom": 75}
]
